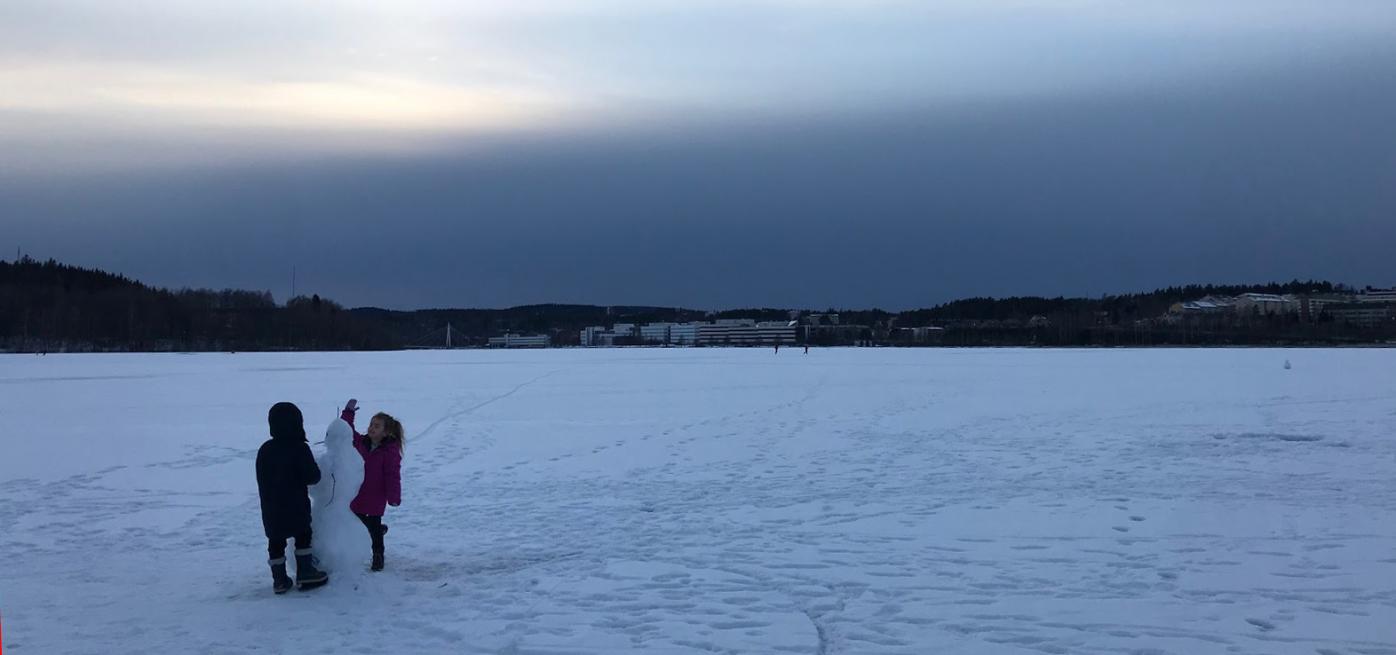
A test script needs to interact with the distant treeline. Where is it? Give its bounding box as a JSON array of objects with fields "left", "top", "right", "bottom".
[
  {"left": 896, "top": 281, "right": 1389, "bottom": 347},
  {"left": 0, "top": 257, "right": 1389, "bottom": 352},
  {"left": 0, "top": 257, "right": 706, "bottom": 351}
]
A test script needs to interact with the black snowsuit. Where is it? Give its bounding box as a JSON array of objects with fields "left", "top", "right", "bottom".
[{"left": 256, "top": 402, "right": 321, "bottom": 540}]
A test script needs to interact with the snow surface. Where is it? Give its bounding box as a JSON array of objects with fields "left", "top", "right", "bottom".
[{"left": 2, "top": 348, "right": 1394, "bottom": 654}]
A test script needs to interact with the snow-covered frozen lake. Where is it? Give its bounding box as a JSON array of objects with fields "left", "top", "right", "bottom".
[{"left": 2, "top": 348, "right": 1394, "bottom": 654}]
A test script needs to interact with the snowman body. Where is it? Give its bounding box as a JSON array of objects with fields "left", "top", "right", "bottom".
[{"left": 309, "top": 417, "right": 369, "bottom": 574}]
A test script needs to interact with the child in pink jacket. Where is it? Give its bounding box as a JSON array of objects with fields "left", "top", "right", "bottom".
[{"left": 341, "top": 398, "right": 403, "bottom": 572}]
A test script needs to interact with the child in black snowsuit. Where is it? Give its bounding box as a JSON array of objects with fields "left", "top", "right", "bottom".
[{"left": 256, "top": 402, "right": 329, "bottom": 593}]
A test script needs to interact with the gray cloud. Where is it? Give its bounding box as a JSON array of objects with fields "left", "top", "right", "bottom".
[
  {"left": 6, "top": 0, "right": 1395, "bottom": 168},
  {"left": 5, "top": 44, "right": 1394, "bottom": 309}
]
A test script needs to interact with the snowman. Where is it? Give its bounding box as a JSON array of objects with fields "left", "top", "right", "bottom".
[{"left": 309, "top": 417, "right": 370, "bottom": 575}]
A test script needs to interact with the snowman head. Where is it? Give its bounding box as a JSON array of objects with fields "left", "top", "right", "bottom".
[{"left": 324, "top": 418, "right": 355, "bottom": 454}]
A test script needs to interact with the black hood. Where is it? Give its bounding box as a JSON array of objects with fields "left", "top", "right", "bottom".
[{"left": 268, "top": 402, "right": 306, "bottom": 441}]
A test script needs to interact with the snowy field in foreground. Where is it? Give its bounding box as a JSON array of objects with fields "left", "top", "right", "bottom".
[{"left": 2, "top": 348, "right": 1394, "bottom": 655}]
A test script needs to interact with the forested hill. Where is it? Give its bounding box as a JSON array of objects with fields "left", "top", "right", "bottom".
[
  {"left": 904, "top": 281, "right": 1343, "bottom": 323},
  {"left": 0, "top": 258, "right": 690, "bottom": 351},
  {"left": 0, "top": 257, "right": 1373, "bottom": 351}
]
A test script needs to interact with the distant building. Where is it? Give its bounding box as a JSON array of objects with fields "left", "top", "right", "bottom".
[
  {"left": 580, "top": 326, "right": 608, "bottom": 347},
  {"left": 1357, "top": 287, "right": 1396, "bottom": 303},
  {"left": 669, "top": 323, "right": 701, "bottom": 345},
  {"left": 1232, "top": 293, "right": 1298, "bottom": 316},
  {"left": 805, "top": 323, "right": 868, "bottom": 343},
  {"left": 580, "top": 327, "right": 630, "bottom": 347},
  {"left": 1326, "top": 303, "right": 1394, "bottom": 328},
  {"left": 581, "top": 318, "right": 798, "bottom": 347},
  {"left": 578, "top": 323, "right": 640, "bottom": 347},
  {"left": 488, "top": 334, "right": 551, "bottom": 348},
  {"left": 896, "top": 326, "right": 946, "bottom": 342},
  {"left": 583, "top": 321, "right": 709, "bottom": 346},
  {"left": 1299, "top": 295, "right": 1353, "bottom": 321},
  {"left": 697, "top": 322, "right": 796, "bottom": 345},
  {"left": 640, "top": 323, "right": 673, "bottom": 344},
  {"left": 1169, "top": 295, "right": 1235, "bottom": 315}
]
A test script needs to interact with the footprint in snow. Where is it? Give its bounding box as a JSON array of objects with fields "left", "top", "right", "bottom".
[{"left": 1245, "top": 618, "right": 1275, "bottom": 631}]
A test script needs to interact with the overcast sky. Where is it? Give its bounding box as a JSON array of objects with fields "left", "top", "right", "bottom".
[{"left": 3, "top": 0, "right": 1394, "bottom": 309}]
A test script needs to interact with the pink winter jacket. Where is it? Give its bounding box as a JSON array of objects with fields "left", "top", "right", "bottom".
[{"left": 341, "top": 407, "right": 402, "bottom": 517}]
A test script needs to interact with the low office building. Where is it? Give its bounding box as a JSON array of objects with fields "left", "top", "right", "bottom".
[
  {"left": 669, "top": 323, "right": 701, "bottom": 345},
  {"left": 1169, "top": 296, "right": 1235, "bottom": 315},
  {"left": 1232, "top": 293, "right": 1298, "bottom": 316},
  {"left": 1299, "top": 295, "right": 1353, "bottom": 321},
  {"left": 580, "top": 326, "right": 607, "bottom": 347},
  {"left": 1326, "top": 303, "right": 1394, "bottom": 328},
  {"left": 640, "top": 323, "right": 673, "bottom": 344},
  {"left": 487, "top": 334, "right": 551, "bottom": 348},
  {"left": 1357, "top": 287, "right": 1396, "bottom": 303},
  {"left": 697, "top": 321, "right": 796, "bottom": 345}
]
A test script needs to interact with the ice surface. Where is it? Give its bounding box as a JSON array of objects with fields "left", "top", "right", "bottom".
[{"left": 2, "top": 348, "right": 1394, "bottom": 654}]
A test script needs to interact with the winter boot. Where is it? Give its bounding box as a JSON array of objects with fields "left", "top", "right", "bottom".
[
  {"left": 269, "top": 558, "right": 293, "bottom": 594},
  {"left": 371, "top": 523, "right": 387, "bottom": 571},
  {"left": 294, "top": 548, "right": 329, "bottom": 589}
]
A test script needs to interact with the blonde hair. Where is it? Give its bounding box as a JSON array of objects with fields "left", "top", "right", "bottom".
[{"left": 372, "top": 412, "right": 405, "bottom": 456}]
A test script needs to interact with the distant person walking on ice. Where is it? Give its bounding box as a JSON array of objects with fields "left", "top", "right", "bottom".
[
  {"left": 341, "top": 399, "right": 403, "bottom": 572},
  {"left": 256, "top": 402, "right": 329, "bottom": 593}
]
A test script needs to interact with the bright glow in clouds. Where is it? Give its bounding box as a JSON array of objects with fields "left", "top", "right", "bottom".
[
  {"left": 0, "top": 63, "right": 572, "bottom": 131},
  {"left": 1, "top": 0, "right": 1394, "bottom": 169}
]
